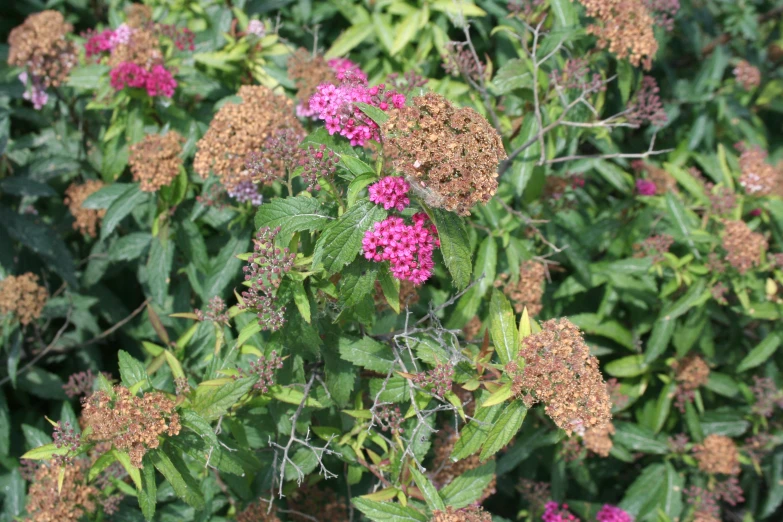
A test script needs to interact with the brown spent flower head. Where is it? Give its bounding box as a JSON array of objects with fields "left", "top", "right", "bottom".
[
  {"left": 8, "top": 10, "right": 77, "bottom": 88},
  {"left": 693, "top": 434, "right": 740, "bottom": 475},
  {"left": 129, "top": 131, "right": 184, "bottom": 192},
  {"left": 494, "top": 260, "right": 546, "bottom": 316},
  {"left": 721, "top": 220, "right": 768, "bottom": 274},
  {"left": 431, "top": 506, "right": 492, "bottom": 522},
  {"left": 287, "top": 483, "right": 349, "bottom": 522},
  {"left": 382, "top": 92, "right": 506, "bottom": 216},
  {"left": 578, "top": 0, "right": 659, "bottom": 70},
  {"left": 194, "top": 85, "right": 304, "bottom": 191},
  {"left": 25, "top": 462, "right": 97, "bottom": 522},
  {"left": 64, "top": 180, "right": 106, "bottom": 238},
  {"left": 462, "top": 315, "right": 484, "bottom": 341},
  {"left": 126, "top": 3, "right": 154, "bottom": 28},
  {"left": 431, "top": 424, "right": 497, "bottom": 502},
  {"left": 106, "top": 28, "right": 163, "bottom": 68},
  {"left": 509, "top": 318, "right": 612, "bottom": 436},
  {"left": 288, "top": 48, "right": 337, "bottom": 109},
  {"left": 674, "top": 354, "right": 710, "bottom": 391},
  {"left": 583, "top": 421, "right": 615, "bottom": 457},
  {"left": 633, "top": 234, "right": 674, "bottom": 264},
  {"left": 738, "top": 145, "right": 777, "bottom": 196},
  {"left": 0, "top": 272, "right": 49, "bottom": 326},
  {"left": 734, "top": 60, "right": 761, "bottom": 90},
  {"left": 81, "top": 385, "right": 181, "bottom": 467},
  {"left": 236, "top": 499, "right": 281, "bottom": 522}
]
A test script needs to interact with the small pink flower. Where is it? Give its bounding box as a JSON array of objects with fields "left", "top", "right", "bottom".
[
  {"left": 596, "top": 505, "right": 633, "bottom": 522},
  {"left": 110, "top": 62, "right": 177, "bottom": 98},
  {"left": 369, "top": 176, "right": 410, "bottom": 211},
  {"left": 542, "top": 502, "right": 577, "bottom": 522},
  {"left": 636, "top": 179, "right": 657, "bottom": 196},
  {"left": 362, "top": 213, "right": 439, "bottom": 285},
  {"left": 749, "top": 208, "right": 762, "bottom": 217}
]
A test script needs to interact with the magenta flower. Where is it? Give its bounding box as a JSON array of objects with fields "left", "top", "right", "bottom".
[
  {"left": 542, "top": 502, "right": 577, "bottom": 522},
  {"left": 596, "top": 505, "right": 633, "bottom": 522},
  {"left": 110, "top": 62, "right": 177, "bottom": 98},
  {"left": 327, "top": 57, "right": 368, "bottom": 83},
  {"left": 368, "top": 176, "right": 410, "bottom": 211},
  {"left": 362, "top": 213, "right": 439, "bottom": 285},
  {"left": 636, "top": 179, "right": 657, "bottom": 196},
  {"left": 85, "top": 28, "right": 115, "bottom": 58},
  {"left": 109, "top": 24, "right": 133, "bottom": 47}
]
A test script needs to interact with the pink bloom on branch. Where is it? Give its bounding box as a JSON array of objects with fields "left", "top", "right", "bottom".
[
  {"left": 362, "top": 213, "right": 439, "bottom": 285},
  {"left": 110, "top": 62, "right": 177, "bottom": 98},
  {"left": 596, "top": 505, "right": 633, "bottom": 522},
  {"left": 85, "top": 28, "right": 115, "bottom": 57},
  {"left": 636, "top": 179, "right": 657, "bottom": 196},
  {"left": 109, "top": 24, "right": 133, "bottom": 47},
  {"left": 327, "top": 57, "right": 368, "bottom": 83},
  {"left": 368, "top": 176, "right": 410, "bottom": 211},
  {"left": 627, "top": 76, "right": 667, "bottom": 127},
  {"left": 542, "top": 502, "right": 577, "bottom": 522}
]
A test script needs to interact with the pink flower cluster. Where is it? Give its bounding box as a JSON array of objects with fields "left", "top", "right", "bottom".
[
  {"left": 636, "top": 179, "right": 657, "bottom": 196},
  {"left": 327, "top": 58, "right": 368, "bottom": 82},
  {"left": 110, "top": 63, "right": 177, "bottom": 98},
  {"left": 595, "top": 505, "right": 633, "bottom": 522},
  {"left": 368, "top": 176, "right": 410, "bottom": 211},
  {"left": 85, "top": 24, "right": 133, "bottom": 58},
  {"left": 309, "top": 82, "right": 406, "bottom": 146},
  {"left": 542, "top": 502, "right": 577, "bottom": 522},
  {"left": 362, "top": 213, "right": 439, "bottom": 285}
]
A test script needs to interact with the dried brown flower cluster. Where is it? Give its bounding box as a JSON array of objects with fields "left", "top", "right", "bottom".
[
  {"left": 583, "top": 421, "right": 615, "bottom": 457},
  {"left": 721, "top": 220, "right": 767, "bottom": 274},
  {"left": 431, "top": 425, "right": 497, "bottom": 502},
  {"left": 8, "top": 10, "right": 77, "bottom": 88},
  {"left": 287, "top": 483, "right": 348, "bottom": 522},
  {"left": 633, "top": 234, "right": 674, "bottom": 263},
  {"left": 106, "top": 27, "right": 163, "bottom": 68},
  {"left": 0, "top": 272, "right": 49, "bottom": 326},
  {"left": 64, "top": 180, "right": 106, "bottom": 237},
  {"left": 693, "top": 434, "right": 740, "bottom": 475},
  {"left": 288, "top": 48, "right": 337, "bottom": 109},
  {"left": 462, "top": 315, "right": 484, "bottom": 341},
  {"left": 577, "top": 0, "right": 658, "bottom": 69},
  {"left": 673, "top": 354, "right": 710, "bottom": 412},
  {"left": 734, "top": 60, "right": 761, "bottom": 90},
  {"left": 194, "top": 86, "right": 304, "bottom": 192},
  {"left": 81, "top": 386, "right": 181, "bottom": 467},
  {"left": 126, "top": 3, "right": 153, "bottom": 28},
  {"left": 431, "top": 506, "right": 492, "bottom": 522},
  {"left": 129, "top": 132, "right": 184, "bottom": 192},
  {"left": 25, "top": 462, "right": 97, "bottom": 522},
  {"left": 738, "top": 145, "right": 778, "bottom": 196},
  {"left": 236, "top": 499, "right": 281, "bottom": 522},
  {"left": 494, "top": 260, "right": 546, "bottom": 316},
  {"left": 382, "top": 92, "right": 505, "bottom": 216},
  {"left": 508, "top": 318, "right": 612, "bottom": 435}
]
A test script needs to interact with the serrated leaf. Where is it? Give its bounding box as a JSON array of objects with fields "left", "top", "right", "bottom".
[
  {"left": 351, "top": 498, "right": 428, "bottom": 522},
  {"left": 440, "top": 461, "right": 496, "bottom": 508},
  {"left": 480, "top": 400, "right": 527, "bottom": 461},
  {"left": 490, "top": 290, "right": 518, "bottom": 365},
  {"left": 643, "top": 316, "right": 675, "bottom": 364},
  {"left": 254, "top": 196, "right": 333, "bottom": 235},
  {"left": 118, "top": 350, "right": 148, "bottom": 388},
  {"left": 113, "top": 449, "right": 142, "bottom": 489},
  {"left": 451, "top": 391, "right": 504, "bottom": 460},
  {"left": 192, "top": 376, "right": 257, "bottom": 421},
  {"left": 325, "top": 24, "right": 375, "bottom": 60},
  {"left": 409, "top": 467, "right": 445, "bottom": 511},
  {"left": 150, "top": 446, "right": 206, "bottom": 510},
  {"left": 428, "top": 208, "right": 472, "bottom": 289},
  {"left": 101, "top": 184, "right": 152, "bottom": 239},
  {"left": 271, "top": 386, "right": 325, "bottom": 408},
  {"left": 605, "top": 355, "right": 647, "bottom": 378},
  {"left": 481, "top": 382, "right": 513, "bottom": 407},
  {"left": 355, "top": 102, "right": 389, "bottom": 126},
  {"left": 313, "top": 199, "right": 386, "bottom": 274},
  {"left": 138, "top": 455, "right": 157, "bottom": 521},
  {"left": 338, "top": 336, "right": 396, "bottom": 373}
]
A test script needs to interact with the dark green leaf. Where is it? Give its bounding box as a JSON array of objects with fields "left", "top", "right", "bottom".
[
  {"left": 429, "top": 208, "right": 472, "bottom": 289},
  {"left": 312, "top": 199, "right": 386, "bottom": 274},
  {"left": 440, "top": 461, "right": 496, "bottom": 508},
  {"left": 480, "top": 400, "right": 527, "bottom": 461},
  {"left": 150, "top": 446, "right": 206, "bottom": 510},
  {"left": 254, "top": 196, "right": 334, "bottom": 235},
  {"left": 352, "top": 498, "right": 428, "bottom": 522},
  {"left": 338, "top": 337, "right": 395, "bottom": 373},
  {"left": 101, "top": 184, "right": 152, "bottom": 239}
]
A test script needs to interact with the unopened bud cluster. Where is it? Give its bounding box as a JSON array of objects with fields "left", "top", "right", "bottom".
[
  {"left": 129, "top": 132, "right": 184, "bottom": 192},
  {"left": 236, "top": 351, "right": 283, "bottom": 393},
  {"left": 633, "top": 234, "right": 673, "bottom": 264},
  {"left": 673, "top": 354, "right": 710, "bottom": 412},
  {"left": 52, "top": 421, "right": 81, "bottom": 466},
  {"left": 375, "top": 404, "right": 404, "bottom": 436},
  {"left": 64, "top": 180, "right": 106, "bottom": 238},
  {"left": 0, "top": 272, "right": 49, "bottom": 326},
  {"left": 62, "top": 369, "right": 111, "bottom": 398},
  {"left": 627, "top": 77, "right": 667, "bottom": 126},
  {"left": 195, "top": 295, "right": 230, "bottom": 324},
  {"left": 442, "top": 41, "right": 488, "bottom": 83},
  {"left": 240, "top": 227, "right": 295, "bottom": 331},
  {"left": 412, "top": 363, "right": 455, "bottom": 397}
]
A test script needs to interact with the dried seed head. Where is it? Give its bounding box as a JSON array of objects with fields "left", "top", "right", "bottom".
[
  {"left": 721, "top": 219, "right": 767, "bottom": 274},
  {"left": 633, "top": 234, "right": 673, "bottom": 264},
  {"left": 734, "top": 60, "right": 761, "bottom": 90},
  {"left": 286, "top": 484, "right": 349, "bottom": 522},
  {"left": 431, "top": 506, "right": 492, "bottom": 522},
  {"left": 64, "top": 180, "right": 106, "bottom": 238},
  {"left": 583, "top": 421, "right": 615, "bottom": 457},
  {"left": 495, "top": 260, "right": 546, "bottom": 316},
  {"left": 25, "top": 462, "right": 97, "bottom": 522},
  {"left": 288, "top": 48, "right": 338, "bottom": 115},
  {"left": 126, "top": 4, "right": 153, "bottom": 28},
  {"left": 106, "top": 28, "right": 163, "bottom": 68},
  {"left": 693, "top": 434, "right": 740, "bottom": 475},
  {"left": 382, "top": 92, "right": 506, "bottom": 216},
  {"left": 236, "top": 499, "right": 281, "bottom": 522},
  {"left": 509, "top": 318, "right": 612, "bottom": 436},
  {"left": 129, "top": 132, "right": 184, "bottom": 192},
  {"left": 81, "top": 385, "right": 181, "bottom": 467},
  {"left": 462, "top": 315, "right": 484, "bottom": 341},
  {"left": 517, "top": 479, "right": 551, "bottom": 516},
  {"left": 8, "top": 10, "right": 77, "bottom": 88},
  {"left": 194, "top": 86, "right": 304, "bottom": 192},
  {"left": 737, "top": 144, "right": 778, "bottom": 196},
  {"left": 0, "top": 272, "right": 49, "bottom": 326},
  {"left": 673, "top": 354, "right": 710, "bottom": 411}
]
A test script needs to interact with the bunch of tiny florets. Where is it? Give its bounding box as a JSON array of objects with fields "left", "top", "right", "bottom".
[
  {"left": 494, "top": 260, "right": 546, "bottom": 316},
  {"left": 64, "top": 180, "right": 106, "bottom": 238},
  {"left": 0, "top": 272, "right": 49, "bottom": 326},
  {"left": 129, "top": 131, "right": 184, "bottom": 192},
  {"left": 721, "top": 219, "right": 767, "bottom": 274},
  {"left": 382, "top": 92, "right": 506, "bottom": 216}
]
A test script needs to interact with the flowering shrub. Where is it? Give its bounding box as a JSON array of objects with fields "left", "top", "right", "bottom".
[{"left": 1, "top": 1, "right": 782, "bottom": 522}]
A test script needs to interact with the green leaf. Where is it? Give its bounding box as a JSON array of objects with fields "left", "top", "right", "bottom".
[
  {"left": 355, "top": 102, "right": 389, "bottom": 126},
  {"left": 613, "top": 422, "right": 669, "bottom": 454},
  {"left": 490, "top": 290, "right": 519, "bottom": 365},
  {"left": 324, "top": 345, "right": 355, "bottom": 407},
  {"left": 409, "top": 467, "right": 445, "bottom": 511},
  {"left": 101, "top": 184, "right": 152, "bottom": 239},
  {"left": 430, "top": 0, "right": 486, "bottom": 17},
  {"left": 665, "top": 193, "right": 700, "bottom": 258},
  {"left": 452, "top": 391, "right": 504, "bottom": 460},
  {"left": 341, "top": 156, "right": 375, "bottom": 178},
  {"left": 480, "top": 400, "right": 527, "bottom": 461},
  {"left": 347, "top": 172, "right": 378, "bottom": 208},
  {"left": 113, "top": 449, "right": 142, "bottom": 489},
  {"left": 0, "top": 389, "right": 9, "bottom": 457},
  {"left": 292, "top": 280, "right": 311, "bottom": 323},
  {"left": 704, "top": 372, "right": 739, "bottom": 398},
  {"left": 390, "top": 11, "right": 420, "bottom": 55},
  {"left": 150, "top": 446, "right": 206, "bottom": 510},
  {"left": 440, "top": 461, "right": 496, "bottom": 508},
  {"left": 254, "top": 196, "right": 333, "bottom": 235},
  {"left": 550, "top": 0, "right": 577, "bottom": 27},
  {"left": 271, "top": 386, "right": 324, "bottom": 408},
  {"left": 88, "top": 451, "right": 118, "bottom": 482},
  {"left": 760, "top": 452, "right": 783, "bottom": 517},
  {"left": 339, "top": 260, "right": 378, "bottom": 308},
  {"left": 0, "top": 177, "right": 55, "bottom": 197},
  {"left": 312, "top": 199, "right": 386, "bottom": 274},
  {"left": 66, "top": 64, "right": 110, "bottom": 89},
  {"left": 108, "top": 232, "right": 152, "bottom": 262},
  {"left": 568, "top": 313, "right": 635, "bottom": 350},
  {"left": 428, "top": 208, "right": 472, "bottom": 289},
  {"left": 20, "top": 442, "right": 69, "bottom": 461},
  {"left": 481, "top": 382, "right": 513, "bottom": 407},
  {"left": 474, "top": 236, "right": 497, "bottom": 298},
  {"left": 604, "top": 355, "right": 648, "bottom": 378},
  {"left": 325, "top": 24, "right": 375, "bottom": 60},
  {"left": 82, "top": 183, "right": 134, "bottom": 209},
  {"left": 118, "top": 350, "right": 148, "bottom": 389},
  {"left": 509, "top": 116, "right": 541, "bottom": 196},
  {"left": 643, "top": 317, "right": 675, "bottom": 364},
  {"left": 736, "top": 333, "right": 780, "bottom": 372},
  {"left": 660, "top": 280, "right": 708, "bottom": 320},
  {"left": 338, "top": 336, "right": 395, "bottom": 373},
  {"left": 2, "top": 468, "right": 25, "bottom": 518},
  {"left": 145, "top": 236, "right": 175, "bottom": 306},
  {"left": 618, "top": 463, "right": 667, "bottom": 519},
  {"left": 138, "top": 455, "right": 157, "bottom": 521},
  {"left": 192, "top": 376, "right": 257, "bottom": 421},
  {"left": 492, "top": 58, "right": 532, "bottom": 95},
  {"left": 378, "top": 264, "right": 400, "bottom": 313},
  {"left": 352, "top": 498, "right": 428, "bottom": 522}
]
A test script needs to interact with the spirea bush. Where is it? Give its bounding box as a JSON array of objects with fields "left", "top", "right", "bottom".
[{"left": 0, "top": 1, "right": 782, "bottom": 522}]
